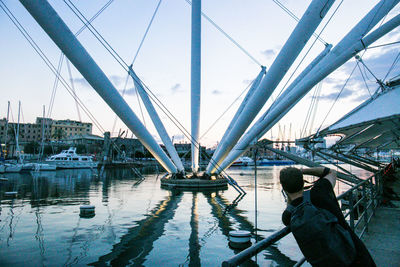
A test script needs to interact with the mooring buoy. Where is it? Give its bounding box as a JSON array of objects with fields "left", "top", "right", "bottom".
[
  {"left": 80, "top": 205, "right": 95, "bottom": 218},
  {"left": 228, "top": 230, "right": 252, "bottom": 249}
]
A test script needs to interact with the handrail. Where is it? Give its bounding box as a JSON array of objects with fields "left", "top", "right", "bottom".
[{"left": 222, "top": 173, "right": 382, "bottom": 266}]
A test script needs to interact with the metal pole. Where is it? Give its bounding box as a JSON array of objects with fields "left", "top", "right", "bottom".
[
  {"left": 221, "top": 227, "right": 291, "bottom": 267},
  {"left": 191, "top": 0, "right": 201, "bottom": 173},
  {"left": 19, "top": 0, "right": 177, "bottom": 173},
  {"left": 129, "top": 68, "right": 184, "bottom": 172},
  {"left": 215, "top": 5, "right": 400, "bottom": 174},
  {"left": 207, "top": 0, "right": 336, "bottom": 174},
  {"left": 264, "top": 146, "right": 360, "bottom": 184},
  {"left": 316, "top": 150, "right": 377, "bottom": 173},
  {"left": 16, "top": 101, "right": 21, "bottom": 161},
  {"left": 3, "top": 101, "right": 10, "bottom": 157},
  {"left": 40, "top": 105, "right": 45, "bottom": 159}
]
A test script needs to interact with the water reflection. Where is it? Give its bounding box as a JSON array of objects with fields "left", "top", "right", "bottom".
[
  {"left": 90, "top": 191, "right": 183, "bottom": 266},
  {"left": 0, "top": 167, "right": 303, "bottom": 266}
]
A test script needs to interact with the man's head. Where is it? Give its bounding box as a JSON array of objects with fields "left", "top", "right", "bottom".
[{"left": 280, "top": 167, "right": 304, "bottom": 194}]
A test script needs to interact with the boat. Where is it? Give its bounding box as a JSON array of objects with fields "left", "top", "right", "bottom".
[
  {"left": 257, "top": 158, "right": 295, "bottom": 166},
  {"left": 3, "top": 163, "right": 23, "bottom": 173},
  {"left": 22, "top": 162, "right": 57, "bottom": 172},
  {"left": 230, "top": 156, "right": 254, "bottom": 167},
  {"left": 45, "top": 147, "right": 98, "bottom": 169}
]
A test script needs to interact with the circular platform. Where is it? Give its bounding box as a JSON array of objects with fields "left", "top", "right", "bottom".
[{"left": 161, "top": 176, "right": 228, "bottom": 190}]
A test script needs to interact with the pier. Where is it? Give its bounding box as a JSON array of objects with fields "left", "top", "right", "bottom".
[
  {"left": 362, "top": 172, "right": 400, "bottom": 266},
  {"left": 222, "top": 165, "right": 400, "bottom": 267}
]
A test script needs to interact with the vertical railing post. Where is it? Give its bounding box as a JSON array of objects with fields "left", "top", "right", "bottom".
[
  {"left": 362, "top": 183, "right": 368, "bottom": 232},
  {"left": 348, "top": 190, "right": 355, "bottom": 231}
]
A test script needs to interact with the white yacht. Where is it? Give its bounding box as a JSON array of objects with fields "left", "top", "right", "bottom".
[
  {"left": 45, "top": 147, "right": 98, "bottom": 169},
  {"left": 230, "top": 156, "right": 254, "bottom": 167}
]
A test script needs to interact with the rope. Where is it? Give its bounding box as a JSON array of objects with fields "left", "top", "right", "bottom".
[
  {"left": 301, "top": 82, "right": 322, "bottom": 137},
  {"left": 356, "top": 61, "right": 372, "bottom": 97},
  {"left": 112, "top": 0, "right": 162, "bottom": 135},
  {"left": 66, "top": 59, "right": 82, "bottom": 121},
  {"left": 131, "top": 0, "right": 162, "bottom": 66},
  {"left": 184, "top": 0, "right": 261, "bottom": 66},
  {"left": 134, "top": 82, "right": 147, "bottom": 128},
  {"left": 315, "top": 58, "right": 359, "bottom": 135},
  {"left": 48, "top": 54, "right": 64, "bottom": 118},
  {"left": 383, "top": 51, "right": 400, "bottom": 81},
  {"left": 262, "top": 0, "right": 344, "bottom": 123},
  {"left": 271, "top": 0, "right": 328, "bottom": 46},
  {"left": 63, "top": 0, "right": 129, "bottom": 71},
  {"left": 0, "top": 2, "right": 106, "bottom": 135},
  {"left": 367, "top": 41, "right": 400, "bottom": 49},
  {"left": 199, "top": 78, "right": 256, "bottom": 140}
]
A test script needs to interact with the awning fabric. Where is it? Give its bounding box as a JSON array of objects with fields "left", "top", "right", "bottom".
[{"left": 317, "top": 81, "right": 400, "bottom": 150}]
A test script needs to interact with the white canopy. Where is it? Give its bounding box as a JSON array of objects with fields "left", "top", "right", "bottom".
[{"left": 318, "top": 79, "right": 400, "bottom": 150}]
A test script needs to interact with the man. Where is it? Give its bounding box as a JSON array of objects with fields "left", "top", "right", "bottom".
[{"left": 280, "top": 167, "right": 375, "bottom": 267}]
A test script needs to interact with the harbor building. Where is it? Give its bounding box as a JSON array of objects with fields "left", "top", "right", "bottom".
[{"left": 0, "top": 117, "right": 92, "bottom": 144}]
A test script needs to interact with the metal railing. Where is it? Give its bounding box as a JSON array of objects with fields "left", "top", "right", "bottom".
[{"left": 222, "top": 173, "right": 382, "bottom": 267}]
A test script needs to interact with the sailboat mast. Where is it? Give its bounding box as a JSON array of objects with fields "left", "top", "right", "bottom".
[
  {"left": 191, "top": 0, "right": 201, "bottom": 173},
  {"left": 3, "top": 101, "right": 10, "bottom": 157},
  {"left": 40, "top": 105, "right": 45, "bottom": 159},
  {"left": 16, "top": 101, "right": 21, "bottom": 160}
]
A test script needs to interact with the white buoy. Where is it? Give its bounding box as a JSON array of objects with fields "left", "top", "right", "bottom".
[
  {"left": 80, "top": 205, "right": 95, "bottom": 218},
  {"left": 229, "top": 230, "right": 252, "bottom": 249}
]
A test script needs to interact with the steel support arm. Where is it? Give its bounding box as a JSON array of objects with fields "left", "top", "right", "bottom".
[
  {"left": 129, "top": 68, "right": 185, "bottom": 172},
  {"left": 206, "top": 0, "right": 336, "bottom": 174},
  {"left": 316, "top": 150, "right": 377, "bottom": 173},
  {"left": 215, "top": 2, "right": 400, "bottom": 174},
  {"left": 191, "top": 0, "right": 201, "bottom": 173},
  {"left": 264, "top": 146, "right": 361, "bottom": 184},
  {"left": 19, "top": 0, "right": 178, "bottom": 173}
]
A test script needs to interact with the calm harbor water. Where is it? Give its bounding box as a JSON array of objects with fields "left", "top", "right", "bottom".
[{"left": 0, "top": 165, "right": 371, "bottom": 266}]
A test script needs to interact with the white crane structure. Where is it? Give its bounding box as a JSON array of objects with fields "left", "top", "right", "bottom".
[{"left": 16, "top": 0, "right": 400, "bottom": 180}]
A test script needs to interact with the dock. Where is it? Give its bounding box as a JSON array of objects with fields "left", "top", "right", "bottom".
[{"left": 362, "top": 172, "right": 400, "bottom": 267}]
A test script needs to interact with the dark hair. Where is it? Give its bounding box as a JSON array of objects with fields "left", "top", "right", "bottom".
[{"left": 279, "top": 167, "right": 304, "bottom": 193}]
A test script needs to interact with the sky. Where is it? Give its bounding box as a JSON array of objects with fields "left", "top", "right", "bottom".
[{"left": 0, "top": 0, "right": 399, "bottom": 148}]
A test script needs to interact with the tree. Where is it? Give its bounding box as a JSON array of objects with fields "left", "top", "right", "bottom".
[
  {"left": 24, "top": 141, "right": 40, "bottom": 154},
  {"left": 52, "top": 128, "right": 65, "bottom": 141}
]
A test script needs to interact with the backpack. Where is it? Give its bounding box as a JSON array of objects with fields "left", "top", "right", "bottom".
[{"left": 286, "top": 190, "right": 356, "bottom": 266}]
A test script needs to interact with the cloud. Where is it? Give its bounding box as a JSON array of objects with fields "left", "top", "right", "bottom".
[
  {"left": 172, "top": 134, "right": 185, "bottom": 142},
  {"left": 72, "top": 75, "right": 126, "bottom": 89},
  {"left": 319, "top": 88, "right": 353, "bottom": 101},
  {"left": 261, "top": 49, "right": 276, "bottom": 59},
  {"left": 211, "top": 89, "right": 222, "bottom": 95},
  {"left": 120, "top": 87, "right": 136, "bottom": 96},
  {"left": 109, "top": 75, "right": 125, "bottom": 86},
  {"left": 72, "top": 78, "right": 90, "bottom": 88},
  {"left": 242, "top": 79, "right": 254, "bottom": 85},
  {"left": 314, "top": 46, "right": 400, "bottom": 104},
  {"left": 170, "top": 83, "right": 183, "bottom": 93}
]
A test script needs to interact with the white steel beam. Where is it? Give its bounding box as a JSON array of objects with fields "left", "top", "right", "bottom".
[
  {"left": 191, "top": 0, "right": 201, "bottom": 173},
  {"left": 19, "top": 0, "right": 178, "bottom": 173},
  {"left": 206, "top": 66, "right": 266, "bottom": 172},
  {"left": 207, "top": 0, "right": 336, "bottom": 174},
  {"left": 129, "top": 68, "right": 185, "bottom": 172},
  {"left": 215, "top": 2, "right": 400, "bottom": 173}
]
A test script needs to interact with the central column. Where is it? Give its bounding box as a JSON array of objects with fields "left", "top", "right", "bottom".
[{"left": 191, "top": 0, "right": 201, "bottom": 173}]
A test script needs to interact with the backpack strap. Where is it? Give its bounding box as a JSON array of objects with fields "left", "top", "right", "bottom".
[
  {"left": 286, "top": 204, "right": 295, "bottom": 214},
  {"left": 303, "top": 190, "right": 312, "bottom": 204}
]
